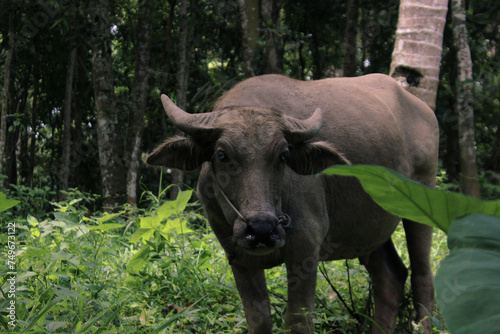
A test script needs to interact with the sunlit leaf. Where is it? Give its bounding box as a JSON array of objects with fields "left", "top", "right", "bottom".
[
  {"left": 157, "top": 189, "right": 193, "bottom": 219},
  {"left": 93, "top": 211, "right": 124, "bottom": 223},
  {"left": 87, "top": 223, "right": 124, "bottom": 232},
  {"left": 129, "top": 228, "right": 155, "bottom": 244},
  {"left": 0, "top": 191, "right": 20, "bottom": 212}
]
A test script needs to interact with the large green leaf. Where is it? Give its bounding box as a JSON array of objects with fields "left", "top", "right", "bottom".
[
  {"left": 435, "top": 214, "right": 500, "bottom": 334},
  {"left": 0, "top": 191, "right": 20, "bottom": 212},
  {"left": 126, "top": 246, "right": 151, "bottom": 273},
  {"left": 321, "top": 165, "right": 500, "bottom": 233},
  {"left": 157, "top": 189, "right": 193, "bottom": 219}
]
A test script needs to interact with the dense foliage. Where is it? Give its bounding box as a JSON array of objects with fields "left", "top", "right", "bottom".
[
  {"left": 0, "top": 0, "right": 498, "bottom": 205},
  {"left": 0, "top": 185, "right": 449, "bottom": 333}
]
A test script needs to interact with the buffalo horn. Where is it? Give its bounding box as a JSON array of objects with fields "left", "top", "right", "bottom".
[
  {"left": 284, "top": 108, "right": 323, "bottom": 143},
  {"left": 161, "top": 94, "right": 217, "bottom": 138}
]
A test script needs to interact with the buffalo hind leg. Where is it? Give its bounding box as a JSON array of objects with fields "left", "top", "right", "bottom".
[
  {"left": 403, "top": 219, "right": 434, "bottom": 332},
  {"left": 231, "top": 265, "right": 273, "bottom": 334},
  {"left": 361, "top": 239, "right": 408, "bottom": 334}
]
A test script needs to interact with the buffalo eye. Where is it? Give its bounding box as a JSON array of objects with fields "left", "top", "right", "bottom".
[
  {"left": 216, "top": 150, "right": 228, "bottom": 162},
  {"left": 281, "top": 151, "right": 290, "bottom": 163}
]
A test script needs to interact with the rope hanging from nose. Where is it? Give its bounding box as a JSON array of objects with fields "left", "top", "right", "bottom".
[
  {"left": 211, "top": 167, "right": 292, "bottom": 229},
  {"left": 212, "top": 176, "right": 248, "bottom": 224}
]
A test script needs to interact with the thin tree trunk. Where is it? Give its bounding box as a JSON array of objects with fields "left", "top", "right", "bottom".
[
  {"left": 59, "top": 46, "right": 78, "bottom": 200},
  {"left": 27, "top": 42, "right": 40, "bottom": 187},
  {"left": 161, "top": 0, "right": 177, "bottom": 91},
  {"left": 342, "top": 0, "right": 359, "bottom": 77},
  {"left": 390, "top": 0, "right": 448, "bottom": 110},
  {"left": 160, "top": 0, "right": 177, "bottom": 136},
  {"left": 0, "top": 6, "right": 15, "bottom": 174},
  {"left": 91, "top": 0, "right": 126, "bottom": 209},
  {"left": 237, "top": 0, "right": 259, "bottom": 77},
  {"left": 169, "top": 0, "right": 190, "bottom": 200},
  {"left": 71, "top": 46, "right": 87, "bottom": 184},
  {"left": 451, "top": 0, "right": 481, "bottom": 198},
  {"left": 127, "top": 0, "right": 154, "bottom": 206},
  {"left": 261, "top": 0, "right": 284, "bottom": 74},
  {"left": 5, "top": 86, "right": 27, "bottom": 186}
]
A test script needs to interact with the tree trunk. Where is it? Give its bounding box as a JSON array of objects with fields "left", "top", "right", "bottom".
[
  {"left": 91, "top": 0, "right": 126, "bottom": 209},
  {"left": 390, "top": 0, "right": 448, "bottom": 110},
  {"left": 27, "top": 46, "right": 40, "bottom": 187},
  {"left": 127, "top": 0, "right": 154, "bottom": 206},
  {"left": 237, "top": 0, "right": 259, "bottom": 77},
  {"left": 59, "top": 46, "right": 78, "bottom": 200},
  {"left": 342, "top": 0, "right": 359, "bottom": 77},
  {"left": 261, "top": 0, "right": 284, "bottom": 74},
  {"left": 169, "top": 0, "right": 190, "bottom": 200},
  {"left": 451, "top": 0, "right": 481, "bottom": 198},
  {"left": 0, "top": 6, "right": 15, "bottom": 175},
  {"left": 160, "top": 0, "right": 177, "bottom": 92}
]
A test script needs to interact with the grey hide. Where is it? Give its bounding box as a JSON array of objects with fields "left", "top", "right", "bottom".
[{"left": 146, "top": 74, "right": 439, "bottom": 334}]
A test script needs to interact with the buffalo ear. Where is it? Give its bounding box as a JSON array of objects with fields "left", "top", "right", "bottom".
[
  {"left": 287, "top": 141, "right": 351, "bottom": 175},
  {"left": 146, "top": 135, "right": 211, "bottom": 171}
]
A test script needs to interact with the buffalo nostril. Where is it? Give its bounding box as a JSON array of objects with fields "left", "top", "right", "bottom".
[
  {"left": 270, "top": 232, "right": 279, "bottom": 241},
  {"left": 247, "top": 214, "right": 279, "bottom": 235}
]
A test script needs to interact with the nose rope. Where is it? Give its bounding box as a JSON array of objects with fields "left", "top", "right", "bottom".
[
  {"left": 213, "top": 176, "right": 248, "bottom": 224},
  {"left": 211, "top": 168, "right": 293, "bottom": 229}
]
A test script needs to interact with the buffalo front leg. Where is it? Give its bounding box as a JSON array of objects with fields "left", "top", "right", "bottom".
[
  {"left": 361, "top": 239, "right": 408, "bottom": 334},
  {"left": 231, "top": 264, "right": 272, "bottom": 334},
  {"left": 403, "top": 219, "right": 434, "bottom": 332},
  {"left": 285, "top": 255, "right": 318, "bottom": 333}
]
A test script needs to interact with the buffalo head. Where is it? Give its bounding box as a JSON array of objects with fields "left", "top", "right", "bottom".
[{"left": 147, "top": 94, "right": 350, "bottom": 255}]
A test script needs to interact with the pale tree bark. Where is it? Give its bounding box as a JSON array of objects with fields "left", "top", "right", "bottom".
[
  {"left": 0, "top": 6, "right": 15, "bottom": 174},
  {"left": 390, "top": 0, "right": 448, "bottom": 110},
  {"left": 389, "top": 0, "right": 448, "bottom": 331},
  {"left": 127, "top": 0, "right": 154, "bottom": 206},
  {"left": 91, "top": 0, "right": 126, "bottom": 209},
  {"left": 342, "top": 0, "right": 359, "bottom": 77},
  {"left": 451, "top": 0, "right": 481, "bottom": 198},
  {"left": 261, "top": 0, "right": 284, "bottom": 74},
  {"left": 59, "top": 46, "right": 78, "bottom": 200},
  {"left": 237, "top": 0, "right": 259, "bottom": 77}
]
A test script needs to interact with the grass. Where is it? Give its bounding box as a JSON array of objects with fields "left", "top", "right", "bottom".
[{"left": 0, "top": 188, "right": 450, "bottom": 333}]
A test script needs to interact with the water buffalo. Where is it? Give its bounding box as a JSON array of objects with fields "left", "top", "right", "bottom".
[{"left": 146, "top": 74, "right": 438, "bottom": 333}]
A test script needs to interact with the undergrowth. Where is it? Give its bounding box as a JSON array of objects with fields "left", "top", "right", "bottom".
[{"left": 1, "top": 184, "right": 449, "bottom": 333}]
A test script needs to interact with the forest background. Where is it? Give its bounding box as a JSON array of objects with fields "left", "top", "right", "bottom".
[{"left": 0, "top": 0, "right": 499, "bottom": 208}]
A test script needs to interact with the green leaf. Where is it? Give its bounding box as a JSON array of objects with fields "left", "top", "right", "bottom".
[
  {"left": 321, "top": 165, "right": 500, "bottom": 233},
  {"left": 73, "top": 295, "right": 128, "bottom": 334},
  {"left": 157, "top": 189, "right": 193, "bottom": 219},
  {"left": 19, "top": 299, "right": 59, "bottom": 334},
  {"left": 161, "top": 217, "right": 194, "bottom": 235},
  {"left": 0, "top": 191, "right": 20, "bottom": 212},
  {"left": 87, "top": 223, "right": 124, "bottom": 232},
  {"left": 93, "top": 211, "right": 124, "bottom": 223},
  {"left": 126, "top": 246, "right": 151, "bottom": 273},
  {"left": 129, "top": 228, "right": 154, "bottom": 243},
  {"left": 435, "top": 214, "right": 500, "bottom": 334}
]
